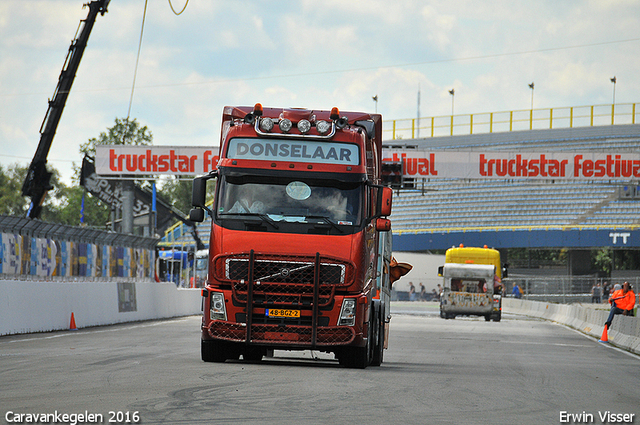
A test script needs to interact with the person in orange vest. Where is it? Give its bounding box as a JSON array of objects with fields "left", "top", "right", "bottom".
[
  {"left": 604, "top": 282, "right": 635, "bottom": 328},
  {"left": 622, "top": 283, "right": 636, "bottom": 316}
]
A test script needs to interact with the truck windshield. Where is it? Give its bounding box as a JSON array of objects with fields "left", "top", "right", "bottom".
[{"left": 217, "top": 175, "right": 362, "bottom": 226}]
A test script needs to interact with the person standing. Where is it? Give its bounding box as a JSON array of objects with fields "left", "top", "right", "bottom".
[
  {"left": 511, "top": 283, "right": 522, "bottom": 299},
  {"left": 409, "top": 282, "right": 416, "bottom": 301},
  {"left": 602, "top": 281, "right": 611, "bottom": 304},
  {"left": 591, "top": 282, "right": 602, "bottom": 303}
]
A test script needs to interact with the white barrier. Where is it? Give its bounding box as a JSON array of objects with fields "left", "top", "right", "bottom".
[
  {"left": 0, "top": 279, "right": 202, "bottom": 336},
  {"left": 503, "top": 298, "right": 640, "bottom": 355}
]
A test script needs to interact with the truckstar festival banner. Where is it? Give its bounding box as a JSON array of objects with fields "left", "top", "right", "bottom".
[
  {"left": 95, "top": 145, "right": 220, "bottom": 176},
  {"left": 382, "top": 150, "right": 640, "bottom": 180},
  {"left": 95, "top": 145, "right": 640, "bottom": 181}
]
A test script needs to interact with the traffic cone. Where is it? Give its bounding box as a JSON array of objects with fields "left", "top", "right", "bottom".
[
  {"left": 599, "top": 324, "right": 608, "bottom": 343},
  {"left": 69, "top": 312, "right": 77, "bottom": 331}
]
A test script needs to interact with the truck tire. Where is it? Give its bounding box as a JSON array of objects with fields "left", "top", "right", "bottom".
[
  {"left": 492, "top": 312, "right": 502, "bottom": 322},
  {"left": 339, "top": 312, "right": 372, "bottom": 369},
  {"left": 201, "top": 339, "right": 230, "bottom": 363},
  {"left": 370, "top": 308, "right": 384, "bottom": 367}
]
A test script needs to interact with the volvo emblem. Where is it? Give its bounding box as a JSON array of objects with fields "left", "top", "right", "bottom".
[{"left": 280, "top": 268, "right": 290, "bottom": 277}]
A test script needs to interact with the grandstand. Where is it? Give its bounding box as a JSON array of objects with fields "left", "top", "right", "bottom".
[{"left": 387, "top": 122, "right": 640, "bottom": 250}]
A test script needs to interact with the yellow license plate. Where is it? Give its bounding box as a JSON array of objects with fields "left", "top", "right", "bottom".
[{"left": 266, "top": 309, "right": 300, "bottom": 318}]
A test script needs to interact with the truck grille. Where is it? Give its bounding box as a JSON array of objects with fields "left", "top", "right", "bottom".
[{"left": 214, "top": 253, "right": 352, "bottom": 307}]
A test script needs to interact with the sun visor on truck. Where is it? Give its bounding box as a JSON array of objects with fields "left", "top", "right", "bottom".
[{"left": 219, "top": 167, "right": 368, "bottom": 183}]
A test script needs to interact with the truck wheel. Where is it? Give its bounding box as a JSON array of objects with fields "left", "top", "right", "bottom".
[
  {"left": 201, "top": 339, "right": 230, "bottom": 363},
  {"left": 370, "top": 309, "right": 384, "bottom": 367},
  {"left": 493, "top": 312, "right": 502, "bottom": 322},
  {"left": 339, "top": 317, "right": 372, "bottom": 369},
  {"left": 484, "top": 314, "right": 491, "bottom": 321}
]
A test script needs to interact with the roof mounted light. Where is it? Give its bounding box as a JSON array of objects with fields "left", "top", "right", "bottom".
[
  {"left": 259, "top": 117, "right": 274, "bottom": 132},
  {"left": 316, "top": 120, "right": 331, "bottom": 135},
  {"left": 330, "top": 107, "right": 340, "bottom": 121},
  {"left": 297, "top": 119, "right": 311, "bottom": 134},
  {"left": 279, "top": 118, "right": 293, "bottom": 133},
  {"left": 253, "top": 103, "right": 263, "bottom": 116}
]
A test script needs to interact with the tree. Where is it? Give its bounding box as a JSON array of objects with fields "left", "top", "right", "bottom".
[
  {"left": 78, "top": 117, "right": 153, "bottom": 159},
  {"left": 0, "top": 163, "right": 67, "bottom": 219},
  {"left": 593, "top": 248, "right": 612, "bottom": 276},
  {"left": 0, "top": 164, "right": 30, "bottom": 216},
  {"left": 158, "top": 177, "right": 193, "bottom": 215}
]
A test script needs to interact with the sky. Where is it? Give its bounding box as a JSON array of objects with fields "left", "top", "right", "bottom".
[{"left": 1, "top": 0, "right": 639, "bottom": 186}]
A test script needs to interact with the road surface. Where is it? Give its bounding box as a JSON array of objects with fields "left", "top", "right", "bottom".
[{"left": 1, "top": 303, "right": 638, "bottom": 425}]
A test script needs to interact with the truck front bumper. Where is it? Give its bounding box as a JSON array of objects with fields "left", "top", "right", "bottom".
[{"left": 204, "top": 320, "right": 355, "bottom": 347}]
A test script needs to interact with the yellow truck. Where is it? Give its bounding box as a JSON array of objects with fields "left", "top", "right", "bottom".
[{"left": 438, "top": 246, "right": 504, "bottom": 321}]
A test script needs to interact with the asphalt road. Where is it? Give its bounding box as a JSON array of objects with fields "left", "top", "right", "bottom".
[{"left": 1, "top": 303, "right": 638, "bottom": 425}]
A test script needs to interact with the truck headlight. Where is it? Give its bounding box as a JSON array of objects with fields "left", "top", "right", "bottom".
[
  {"left": 338, "top": 298, "right": 356, "bottom": 326},
  {"left": 210, "top": 292, "right": 227, "bottom": 321}
]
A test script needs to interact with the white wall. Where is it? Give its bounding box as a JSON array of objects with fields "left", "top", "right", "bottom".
[
  {"left": 392, "top": 252, "right": 445, "bottom": 292},
  {"left": 503, "top": 298, "right": 640, "bottom": 355},
  {"left": 0, "top": 279, "right": 202, "bottom": 336}
]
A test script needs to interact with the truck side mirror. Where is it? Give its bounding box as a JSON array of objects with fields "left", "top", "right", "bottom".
[
  {"left": 379, "top": 186, "right": 392, "bottom": 216},
  {"left": 375, "top": 218, "right": 391, "bottom": 232},
  {"left": 189, "top": 207, "right": 205, "bottom": 223},
  {"left": 192, "top": 176, "right": 207, "bottom": 208}
]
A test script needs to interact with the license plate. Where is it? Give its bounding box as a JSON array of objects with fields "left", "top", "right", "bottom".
[{"left": 266, "top": 309, "right": 300, "bottom": 318}]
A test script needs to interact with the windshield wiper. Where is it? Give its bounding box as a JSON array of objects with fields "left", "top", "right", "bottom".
[
  {"left": 219, "top": 212, "right": 279, "bottom": 229},
  {"left": 304, "top": 215, "right": 344, "bottom": 233}
]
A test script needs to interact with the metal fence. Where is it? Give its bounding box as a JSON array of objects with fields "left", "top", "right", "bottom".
[
  {"left": 503, "top": 276, "right": 640, "bottom": 304},
  {"left": 0, "top": 215, "right": 158, "bottom": 281},
  {"left": 384, "top": 102, "right": 639, "bottom": 140}
]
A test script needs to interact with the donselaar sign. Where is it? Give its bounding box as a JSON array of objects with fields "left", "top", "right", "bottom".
[{"left": 383, "top": 150, "right": 640, "bottom": 180}]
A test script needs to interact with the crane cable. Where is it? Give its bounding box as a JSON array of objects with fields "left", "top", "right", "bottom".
[
  {"left": 168, "top": 0, "right": 189, "bottom": 15},
  {"left": 126, "top": 0, "right": 148, "bottom": 121},
  {"left": 127, "top": 0, "right": 188, "bottom": 120}
]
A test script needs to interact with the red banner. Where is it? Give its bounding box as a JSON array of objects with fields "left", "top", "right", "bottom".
[{"left": 382, "top": 150, "right": 640, "bottom": 180}]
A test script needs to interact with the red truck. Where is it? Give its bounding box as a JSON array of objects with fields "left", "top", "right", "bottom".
[{"left": 189, "top": 104, "right": 394, "bottom": 368}]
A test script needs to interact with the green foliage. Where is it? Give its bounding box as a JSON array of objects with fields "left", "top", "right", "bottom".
[
  {"left": 0, "top": 164, "right": 30, "bottom": 216},
  {"left": 158, "top": 177, "right": 192, "bottom": 215},
  {"left": 592, "top": 248, "right": 612, "bottom": 276},
  {"left": 79, "top": 117, "right": 153, "bottom": 158}
]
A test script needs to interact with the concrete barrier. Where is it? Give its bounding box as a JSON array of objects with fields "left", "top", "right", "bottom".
[
  {"left": 503, "top": 298, "right": 640, "bottom": 355},
  {"left": 0, "top": 279, "right": 202, "bottom": 336}
]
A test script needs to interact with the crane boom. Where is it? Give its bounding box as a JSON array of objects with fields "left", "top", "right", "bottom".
[{"left": 22, "top": 0, "right": 110, "bottom": 218}]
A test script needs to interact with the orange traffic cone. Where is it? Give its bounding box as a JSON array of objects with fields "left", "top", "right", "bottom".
[
  {"left": 70, "top": 312, "right": 77, "bottom": 331},
  {"left": 599, "top": 324, "right": 608, "bottom": 343}
]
